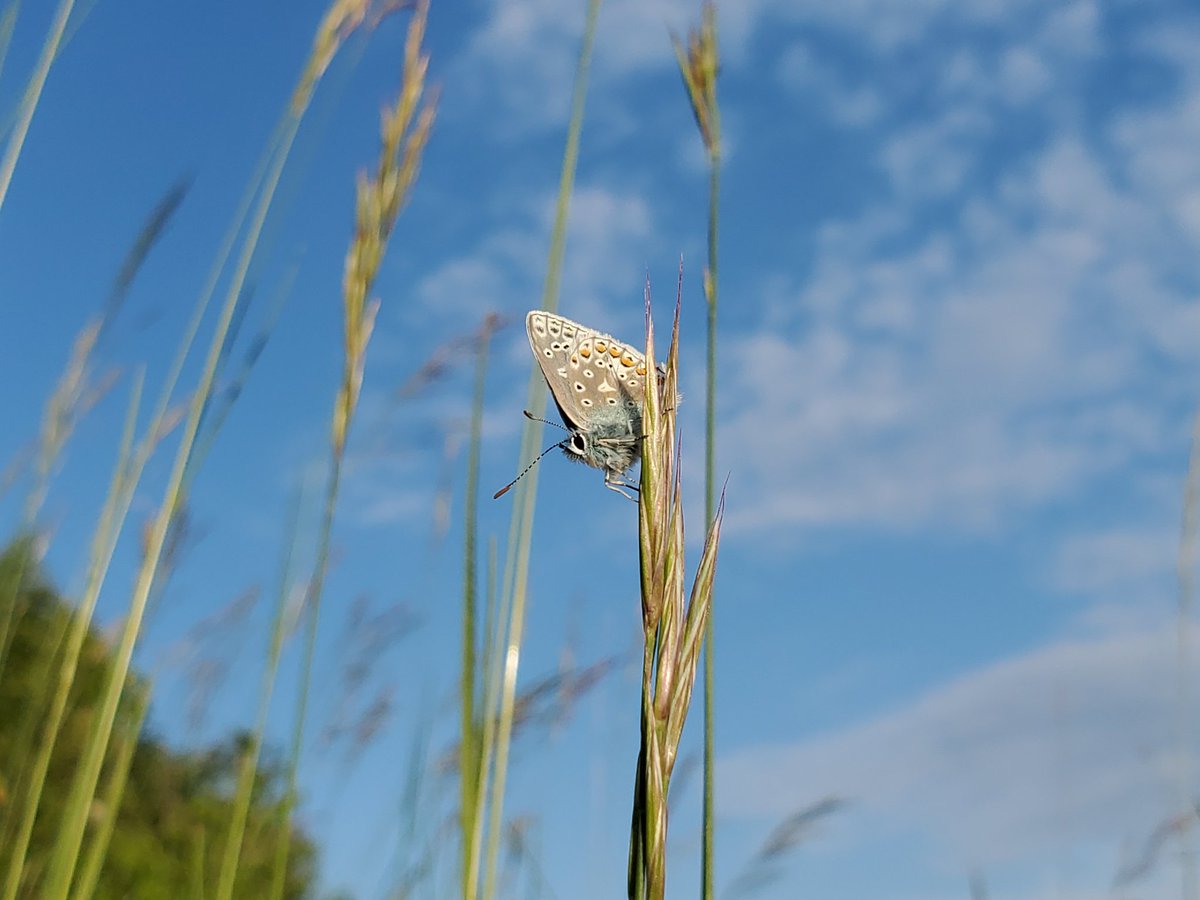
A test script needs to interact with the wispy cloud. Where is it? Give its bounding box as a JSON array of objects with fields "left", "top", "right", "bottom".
[
  {"left": 719, "top": 623, "right": 1190, "bottom": 878},
  {"left": 1052, "top": 525, "right": 1178, "bottom": 598},
  {"left": 410, "top": 185, "right": 654, "bottom": 331},
  {"left": 719, "top": 23, "right": 1200, "bottom": 535},
  {"left": 452, "top": 0, "right": 762, "bottom": 134}
]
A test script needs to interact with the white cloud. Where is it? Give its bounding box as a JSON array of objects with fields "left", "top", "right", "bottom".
[
  {"left": 411, "top": 185, "right": 654, "bottom": 335},
  {"left": 880, "top": 107, "right": 990, "bottom": 199},
  {"left": 720, "top": 52, "right": 1200, "bottom": 531},
  {"left": 1052, "top": 526, "right": 1179, "bottom": 597},
  {"left": 438, "top": 3, "right": 1200, "bottom": 545},
  {"left": 997, "top": 46, "right": 1052, "bottom": 104},
  {"left": 454, "top": 0, "right": 762, "bottom": 134},
  {"left": 771, "top": 0, "right": 1094, "bottom": 56},
  {"left": 1111, "top": 30, "right": 1200, "bottom": 247},
  {"left": 451, "top": 0, "right": 583, "bottom": 133},
  {"left": 775, "top": 45, "right": 883, "bottom": 128},
  {"left": 718, "top": 624, "right": 1193, "bottom": 876}
]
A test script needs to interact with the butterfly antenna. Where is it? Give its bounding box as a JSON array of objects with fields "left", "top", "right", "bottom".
[
  {"left": 523, "top": 409, "right": 569, "bottom": 432},
  {"left": 493, "top": 439, "right": 569, "bottom": 499}
]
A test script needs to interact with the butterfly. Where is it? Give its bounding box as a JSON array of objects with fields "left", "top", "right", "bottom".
[{"left": 494, "top": 310, "right": 654, "bottom": 499}]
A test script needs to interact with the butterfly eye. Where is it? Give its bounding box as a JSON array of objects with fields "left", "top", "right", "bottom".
[{"left": 570, "top": 433, "right": 587, "bottom": 453}]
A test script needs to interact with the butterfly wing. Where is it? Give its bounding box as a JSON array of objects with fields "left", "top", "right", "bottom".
[{"left": 526, "top": 310, "right": 650, "bottom": 432}]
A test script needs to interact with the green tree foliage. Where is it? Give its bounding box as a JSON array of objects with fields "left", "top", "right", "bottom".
[{"left": 0, "top": 539, "right": 317, "bottom": 899}]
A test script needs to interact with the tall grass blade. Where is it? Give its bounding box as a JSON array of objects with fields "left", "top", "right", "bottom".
[
  {"left": 275, "top": 2, "right": 435, "bottom": 890},
  {"left": 484, "top": 2, "right": 602, "bottom": 894},
  {"left": 673, "top": 6, "right": 722, "bottom": 894},
  {"left": 0, "top": 3, "right": 19, "bottom": 87},
  {"left": 214, "top": 488, "right": 306, "bottom": 900},
  {"left": 0, "top": 0, "right": 74, "bottom": 215},
  {"left": 0, "top": 371, "right": 145, "bottom": 900},
  {"left": 1176, "top": 409, "right": 1200, "bottom": 899},
  {"left": 38, "top": 0, "right": 365, "bottom": 886},
  {"left": 0, "top": 180, "right": 186, "bottom": 894},
  {"left": 70, "top": 684, "right": 152, "bottom": 899},
  {"left": 461, "top": 316, "right": 497, "bottom": 898}
]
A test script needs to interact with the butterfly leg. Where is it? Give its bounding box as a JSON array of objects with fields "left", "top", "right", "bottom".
[{"left": 604, "top": 471, "right": 640, "bottom": 502}]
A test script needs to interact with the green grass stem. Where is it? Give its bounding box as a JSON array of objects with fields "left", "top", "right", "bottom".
[
  {"left": 673, "top": 7, "right": 722, "bottom": 894},
  {"left": 0, "top": 370, "right": 145, "bottom": 900},
  {"left": 0, "top": 0, "right": 73, "bottom": 216},
  {"left": 483, "top": 2, "right": 601, "bottom": 895},
  {"left": 1177, "top": 409, "right": 1200, "bottom": 900},
  {"left": 0, "top": 180, "right": 187, "bottom": 893},
  {"left": 0, "top": 3, "right": 19, "bottom": 88},
  {"left": 39, "top": 8, "right": 336, "bottom": 886},
  {"left": 71, "top": 683, "right": 151, "bottom": 899},
  {"left": 275, "top": 4, "right": 435, "bottom": 889},
  {"left": 214, "top": 489, "right": 306, "bottom": 900},
  {"left": 461, "top": 319, "right": 494, "bottom": 898}
]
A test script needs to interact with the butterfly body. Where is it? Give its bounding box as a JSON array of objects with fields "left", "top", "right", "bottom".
[{"left": 526, "top": 310, "right": 651, "bottom": 496}]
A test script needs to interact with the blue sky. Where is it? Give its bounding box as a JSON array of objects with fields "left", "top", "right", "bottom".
[{"left": 1, "top": 0, "right": 1199, "bottom": 897}]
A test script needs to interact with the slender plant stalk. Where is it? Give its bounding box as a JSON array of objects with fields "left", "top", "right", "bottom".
[
  {"left": 0, "top": 181, "right": 187, "bottom": 893},
  {"left": 192, "top": 827, "right": 208, "bottom": 900},
  {"left": 483, "top": 2, "right": 602, "bottom": 894},
  {"left": 468, "top": 536, "right": 504, "bottom": 898},
  {"left": 0, "top": 320, "right": 99, "bottom": 688},
  {"left": 214, "top": 489, "right": 306, "bottom": 900},
  {"left": 275, "top": 3, "right": 435, "bottom": 890},
  {"left": 461, "top": 318, "right": 496, "bottom": 899},
  {"left": 38, "top": 0, "right": 364, "bottom": 888},
  {"left": 0, "top": 3, "right": 19, "bottom": 88},
  {"left": 0, "top": 0, "right": 73, "bottom": 215},
  {"left": 1177, "top": 410, "right": 1200, "bottom": 900},
  {"left": 673, "top": 7, "right": 722, "bottom": 895},
  {"left": 701, "top": 88, "right": 721, "bottom": 900},
  {"left": 71, "top": 683, "right": 151, "bottom": 899},
  {"left": 0, "top": 177, "right": 186, "bottom": 694},
  {"left": 0, "top": 371, "right": 146, "bottom": 900}
]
